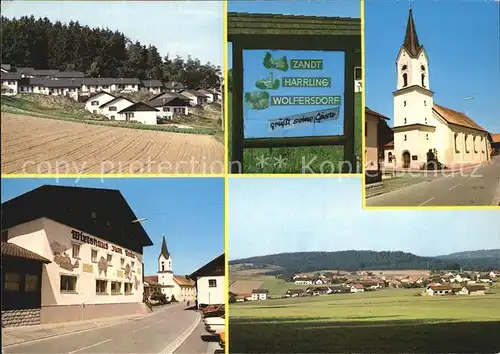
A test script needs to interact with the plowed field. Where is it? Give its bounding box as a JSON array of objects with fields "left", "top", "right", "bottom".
[{"left": 1, "top": 113, "right": 224, "bottom": 174}]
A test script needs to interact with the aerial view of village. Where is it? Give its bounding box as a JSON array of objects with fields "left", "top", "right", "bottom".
[
  {"left": 228, "top": 177, "right": 500, "bottom": 353},
  {"left": 1, "top": 178, "right": 225, "bottom": 353},
  {"left": 364, "top": 2, "right": 500, "bottom": 206},
  {"left": 0, "top": 1, "right": 224, "bottom": 175}
]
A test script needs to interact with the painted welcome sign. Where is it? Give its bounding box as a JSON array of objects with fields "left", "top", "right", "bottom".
[{"left": 243, "top": 50, "right": 345, "bottom": 139}]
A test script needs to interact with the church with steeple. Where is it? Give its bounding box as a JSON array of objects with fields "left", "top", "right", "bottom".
[
  {"left": 144, "top": 236, "right": 196, "bottom": 303},
  {"left": 382, "top": 8, "right": 491, "bottom": 169}
]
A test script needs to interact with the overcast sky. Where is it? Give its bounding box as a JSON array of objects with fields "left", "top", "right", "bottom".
[
  {"left": 2, "top": 1, "right": 223, "bottom": 67},
  {"left": 228, "top": 178, "right": 500, "bottom": 260}
]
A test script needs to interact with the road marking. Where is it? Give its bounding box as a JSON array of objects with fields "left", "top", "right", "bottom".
[
  {"left": 132, "top": 325, "right": 150, "bottom": 333},
  {"left": 159, "top": 312, "right": 201, "bottom": 354},
  {"left": 448, "top": 184, "right": 462, "bottom": 191},
  {"left": 419, "top": 197, "right": 434, "bottom": 206},
  {"left": 68, "top": 339, "right": 111, "bottom": 354}
]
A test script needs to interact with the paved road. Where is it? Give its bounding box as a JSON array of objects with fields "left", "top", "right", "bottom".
[
  {"left": 366, "top": 157, "right": 500, "bottom": 207},
  {"left": 5, "top": 304, "right": 199, "bottom": 354},
  {"left": 173, "top": 319, "right": 222, "bottom": 354}
]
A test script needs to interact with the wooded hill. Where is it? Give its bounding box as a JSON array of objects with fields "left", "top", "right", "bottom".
[
  {"left": 229, "top": 250, "right": 500, "bottom": 276},
  {"left": 1, "top": 16, "right": 221, "bottom": 89}
]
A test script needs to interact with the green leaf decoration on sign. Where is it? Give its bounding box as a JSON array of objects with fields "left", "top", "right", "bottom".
[
  {"left": 262, "top": 52, "right": 289, "bottom": 72},
  {"left": 245, "top": 91, "right": 270, "bottom": 110},
  {"left": 255, "top": 72, "right": 280, "bottom": 90}
]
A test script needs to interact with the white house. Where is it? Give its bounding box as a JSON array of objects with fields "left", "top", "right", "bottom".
[
  {"left": 196, "top": 88, "right": 215, "bottom": 103},
  {"left": 144, "top": 236, "right": 196, "bottom": 303},
  {"left": 458, "top": 285, "right": 486, "bottom": 296},
  {"left": 1, "top": 185, "right": 153, "bottom": 327},
  {"left": 141, "top": 80, "right": 164, "bottom": 94},
  {"left": 350, "top": 284, "right": 365, "bottom": 293},
  {"left": 179, "top": 89, "right": 209, "bottom": 106},
  {"left": 426, "top": 285, "right": 453, "bottom": 296},
  {"left": 148, "top": 97, "right": 190, "bottom": 119},
  {"left": 80, "top": 78, "right": 141, "bottom": 95},
  {"left": 84, "top": 91, "right": 116, "bottom": 115},
  {"left": 1, "top": 72, "right": 21, "bottom": 95},
  {"left": 382, "top": 9, "right": 491, "bottom": 170},
  {"left": 251, "top": 289, "right": 269, "bottom": 301},
  {"left": 99, "top": 96, "right": 135, "bottom": 120},
  {"left": 189, "top": 254, "right": 225, "bottom": 308},
  {"left": 164, "top": 81, "right": 185, "bottom": 92},
  {"left": 117, "top": 102, "right": 159, "bottom": 125}
]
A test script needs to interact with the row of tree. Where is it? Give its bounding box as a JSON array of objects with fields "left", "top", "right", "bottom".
[
  {"left": 230, "top": 251, "right": 499, "bottom": 274},
  {"left": 1, "top": 16, "right": 221, "bottom": 89}
]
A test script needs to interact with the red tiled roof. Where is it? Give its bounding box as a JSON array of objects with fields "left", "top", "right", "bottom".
[
  {"left": 384, "top": 141, "right": 394, "bottom": 148},
  {"left": 173, "top": 275, "right": 195, "bottom": 287},
  {"left": 144, "top": 275, "right": 158, "bottom": 283},
  {"left": 365, "top": 107, "right": 390, "bottom": 120},
  {"left": 433, "top": 104, "right": 487, "bottom": 132},
  {"left": 491, "top": 133, "right": 500, "bottom": 143},
  {"left": 1, "top": 242, "right": 51, "bottom": 263}
]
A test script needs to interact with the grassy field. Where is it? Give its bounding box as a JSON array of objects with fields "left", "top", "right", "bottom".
[
  {"left": 227, "top": 92, "right": 362, "bottom": 173},
  {"left": 229, "top": 288, "right": 500, "bottom": 353},
  {"left": 1, "top": 95, "right": 220, "bottom": 136}
]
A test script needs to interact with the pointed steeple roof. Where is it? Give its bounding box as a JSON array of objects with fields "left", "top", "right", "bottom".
[
  {"left": 159, "top": 235, "right": 170, "bottom": 259},
  {"left": 403, "top": 8, "right": 422, "bottom": 58}
]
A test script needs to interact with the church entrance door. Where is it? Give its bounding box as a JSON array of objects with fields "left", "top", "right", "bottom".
[{"left": 402, "top": 151, "right": 411, "bottom": 168}]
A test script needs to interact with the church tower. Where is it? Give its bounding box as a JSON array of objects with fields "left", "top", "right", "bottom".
[
  {"left": 157, "top": 235, "right": 174, "bottom": 294},
  {"left": 393, "top": 8, "right": 435, "bottom": 168}
]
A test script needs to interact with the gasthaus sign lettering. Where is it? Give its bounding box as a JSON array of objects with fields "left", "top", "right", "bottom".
[{"left": 243, "top": 50, "right": 345, "bottom": 139}]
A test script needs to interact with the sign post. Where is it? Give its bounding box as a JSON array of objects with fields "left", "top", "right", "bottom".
[{"left": 228, "top": 13, "right": 361, "bottom": 173}]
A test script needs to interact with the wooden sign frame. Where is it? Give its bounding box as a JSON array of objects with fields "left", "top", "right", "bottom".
[{"left": 228, "top": 12, "right": 361, "bottom": 174}]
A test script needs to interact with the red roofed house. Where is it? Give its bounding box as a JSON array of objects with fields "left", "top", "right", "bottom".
[
  {"left": 350, "top": 284, "right": 365, "bottom": 293},
  {"left": 382, "top": 9, "right": 491, "bottom": 170}
]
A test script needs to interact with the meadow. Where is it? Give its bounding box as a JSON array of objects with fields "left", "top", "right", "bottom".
[
  {"left": 227, "top": 92, "right": 362, "bottom": 173},
  {"left": 229, "top": 287, "right": 500, "bottom": 353}
]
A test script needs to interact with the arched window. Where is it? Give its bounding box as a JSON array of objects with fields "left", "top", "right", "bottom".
[
  {"left": 388, "top": 152, "right": 393, "bottom": 162},
  {"left": 404, "top": 101, "right": 406, "bottom": 106},
  {"left": 404, "top": 134, "right": 407, "bottom": 141},
  {"left": 454, "top": 133, "right": 459, "bottom": 153},
  {"left": 421, "top": 65, "right": 426, "bottom": 71},
  {"left": 403, "top": 73, "right": 408, "bottom": 87},
  {"left": 161, "top": 262, "right": 165, "bottom": 271},
  {"left": 169, "top": 261, "right": 171, "bottom": 268},
  {"left": 404, "top": 118, "right": 407, "bottom": 124},
  {"left": 425, "top": 118, "right": 427, "bottom": 124},
  {"left": 424, "top": 100, "right": 427, "bottom": 106},
  {"left": 465, "top": 135, "right": 469, "bottom": 153},
  {"left": 421, "top": 74, "right": 426, "bottom": 87},
  {"left": 426, "top": 134, "right": 429, "bottom": 140}
]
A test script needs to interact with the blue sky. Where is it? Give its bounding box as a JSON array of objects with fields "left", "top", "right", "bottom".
[
  {"left": 243, "top": 50, "right": 345, "bottom": 138},
  {"left": 365, "top": 1, "right": 500, "bottom": 133},
  {"left": 1, "top": 178, "right": 224, "bottom": 276},
  {"left": 228, "top": 178, "right": 500, "bottom": 260},
  {"left": 2, "top": 1, "right": 223, "bottom": 66},
  {"left": 227, "top": 0, "right": 361, "bottom": 69}
]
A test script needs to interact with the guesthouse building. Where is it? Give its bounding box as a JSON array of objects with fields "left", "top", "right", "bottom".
[
  {"left": 189, "top": 253, "right": 225, "bottom": 308},
  {"left": 1, "top": 185, "right": 154, "bottom": 327}
]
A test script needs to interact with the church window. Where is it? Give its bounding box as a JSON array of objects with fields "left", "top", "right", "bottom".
[
  {"left": 161, "top": 262, "right": 165, "bottom": 271},
  {"left": 402, "top": 64, "right": 407, "bottom": 70},
  {"left": 402, "top": 73, "right": 408, "bottom": 87},
  {"left": 425, "top": 118, "right": 427, "bottom": 124},
  {"left": 404, "top": 118, "right": 407, "bottom": 124},
  {"left": 426, "top": 134, "right": 429, "bottom": 140},
  {"left": 169, "top": 261, "right": 171, "bottom": 268},
  {"left": 421, "top": 65, "right": 426, "bottom": 71},
  {"left": 404, "top": 101, "right": 406, "bottom": 106},
  {"left": 404, "top": 134, "right": 407, "bottom": 141},
  {"left": 388, "top": 152, "right": 393, "bottom": 162},
  {"left": 424, "top": 100, "right": 427, "bottom": 106},
  {"left": 421, "top": 74, "right": 426, "bottom": 87}
]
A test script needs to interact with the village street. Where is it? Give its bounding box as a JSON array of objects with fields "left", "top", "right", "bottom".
[
  {"left": 366, "top": 156, "right": 500, "bottom": 207},
  {"left": 3, "top": 304, "right": 220, "bottom": 354}
]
